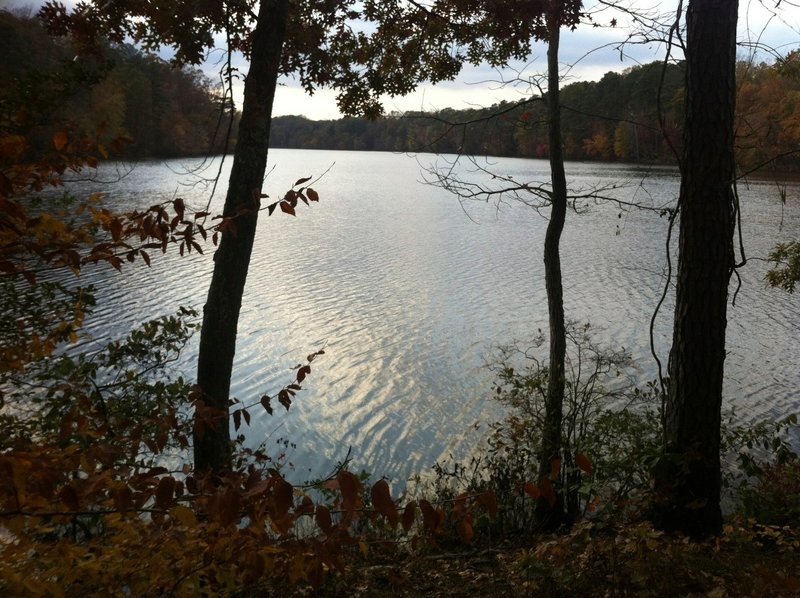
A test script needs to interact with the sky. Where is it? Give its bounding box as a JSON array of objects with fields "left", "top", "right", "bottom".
[{"left": 3, "top": 0, "right": 799, "bottom": 120}]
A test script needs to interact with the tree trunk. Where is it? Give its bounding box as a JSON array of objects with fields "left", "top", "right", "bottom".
[
  {"left": 536, "top": 20, "right": 568, "bottom": 530},
  {"left": 654, "top": 0, "right": 737, "bottom": 537},
  {"left": 193, "top": 0, "right": 290, "bottom": 475}
]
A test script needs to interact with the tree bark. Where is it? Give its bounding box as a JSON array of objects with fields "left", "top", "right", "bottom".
[
  {"left": 193, "top": 0, "right": 290, "bottom": 475},
  {"left": 536, "top": 19, "right": 568, "bottom": 529},
  {"left": 654, "top": 0, "right": 737, "bottom": 537}
]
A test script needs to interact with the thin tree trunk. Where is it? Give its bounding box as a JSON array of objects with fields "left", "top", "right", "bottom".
[
  {"left": 193, "top": 0, "right": 290, "bottom": 475},
  {"left": 654, "top": 0, "right": 737, "bottom": 537},
  {"left": 536, "top": 20, "right": 568, "bottom": 529}
]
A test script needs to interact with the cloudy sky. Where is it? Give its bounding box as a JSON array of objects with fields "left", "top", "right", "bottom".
[{"left": 3, "top": 0, "right": 799, "bottom": 120}]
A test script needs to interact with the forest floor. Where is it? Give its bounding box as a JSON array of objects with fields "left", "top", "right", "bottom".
[{"left": 277, "top": 520, "right": 800, "bottom": 597}]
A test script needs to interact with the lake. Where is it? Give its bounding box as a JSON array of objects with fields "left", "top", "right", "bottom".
[{"left": 63, "top": 149, "right": 800, "bottom": 485}]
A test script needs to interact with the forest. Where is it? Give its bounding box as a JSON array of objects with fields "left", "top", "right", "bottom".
[
  {"left": 1, "top": 2, "right": 800, "bottom": 596},
  {"left": 0, "top": 10, "right": 232, "bottom": 159},
  {"left": 271, "top": 58, "right": 800, "bottom": 173}
]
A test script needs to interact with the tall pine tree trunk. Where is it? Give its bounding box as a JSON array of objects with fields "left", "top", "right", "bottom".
[
  {"left": 193, "top": 0, "right": 290, "bottom": 474},
  {"left": 536, "top": 18, "right": 568, "bottom": 529},
  {"left": 655, "top": 0, "right": 737, "bottom": 537}
]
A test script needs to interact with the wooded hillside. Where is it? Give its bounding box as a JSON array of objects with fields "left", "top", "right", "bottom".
[
  {"left": 1, "top": 10, "right": 231, "bottom": 159},
  {"left": 271, "top": 57, "right": 800, "bottom": 173}
]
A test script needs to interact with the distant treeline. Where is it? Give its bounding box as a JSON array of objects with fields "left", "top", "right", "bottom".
[
  {"left": 1, "top": 10, "right": 231, "bottom": 160},
  {"left": 271, "top": 56, "right": 800, "bottom": 172},
  {"left": 4, "top": 8, "right": 798, "bottom": 172}
]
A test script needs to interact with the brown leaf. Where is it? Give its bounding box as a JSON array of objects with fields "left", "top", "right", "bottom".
[
  {"left": 575, "top": 452, "right": 593, "bottom": 474},
  {"left": 370, "top": 479, "right": 399, "bottom": 529},
  {"left": 402, "top": 500, "right": 417, "bottom": 532},
  {"left": 540, "top": 477, "right": 557, "bottom": 507},
  {"left": 260, "top": 395, "right": 273, "bottom": 415},
  {"left": 481, "top": 490, "right": 498, "bottom": 519},
  {"left": 110, "top": 218, "right": 123, "bottom": 242},
  {"left": 419, "top": 499, "right": 440, "bottom": 532},
  {"left": 273, "top": 477, "right": 294, "bottom": 518},
  {"left": 457, "top": 518, "right": 474, "bottom": 543},
  {"left": 316, "top": 504, "right": 333, "bottom": 534},
  {"left": 294, "top": 175, "right": 312, "bottom": 186},
  {"left": 155, "top": 476, "right": 176, "bottom": 508},
  {"left": 296, "top": 365, "right": 311, "bottom": 383},
  {"left": 59, "top": 484, "right": 80, "bottom": 511},
  {"left": 219, "top": 488, "right": 241, "bottom": 527},
  {"left": 53, "top": 131, "right": 68, "bottom": 151},
  {"left": 338, "top": 470, "right": 363, "bottom": 513},
  {"left": 280, "top": 201, "right": 295, "bottom": 216},
  {"left": 113, "top": 486, "right": 133, "bottom": 512},
  {"left": 307, "top": 188, "right": 319, "bottom": 202},
  {"left": 524, "top": 482, "right": 540, "bottom": 498}
]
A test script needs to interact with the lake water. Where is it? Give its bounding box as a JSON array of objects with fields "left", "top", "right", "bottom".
[{"left": 64, "top": 150, "right": 800, "bottom": 485}]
